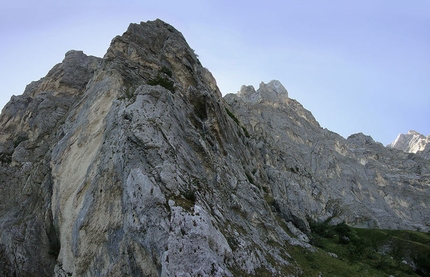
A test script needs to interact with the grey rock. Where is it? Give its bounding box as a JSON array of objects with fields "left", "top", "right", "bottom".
[
  {"left": 225, "top": 84, "right": 430, "bottom": 232},
  {"left": 0, "top": 50, "right": 100, "bottom": 276},
  {"left": 328, "top": 252, "right": 338, "bottom": 258},
  {"left": 47, "top": 20, "right": 295, "bottom": 275},
  {"left": 238, "top": 80, "right": 288, "bottom": 105},
  {"left": 0, "top": 19, "right": 429, "bottom": 276}
]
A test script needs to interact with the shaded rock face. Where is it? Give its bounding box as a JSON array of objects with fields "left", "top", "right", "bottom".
[{"left": 0, "top": 19, "right": 429, "bottom": 276}]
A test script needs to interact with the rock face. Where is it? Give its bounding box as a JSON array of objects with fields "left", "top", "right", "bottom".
[
  {"left": 225, "top": 85, "right": 430, "bottom": 232},
  {"left": 0, "top": 19, "right": 429, "bottom": 276},
  {"left": 0, "top": 49, "right": 100, "bottom": 276},
  {"left": 388, "top": 130, "right": 430, "bottom": 159}
]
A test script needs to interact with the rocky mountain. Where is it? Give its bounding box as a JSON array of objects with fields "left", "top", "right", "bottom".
[
  {"left": 0, "top": 19, "right": 429, "bottom": 276},
  {"left": 388, "top": 130, "right": 430, "bottom": 159}
]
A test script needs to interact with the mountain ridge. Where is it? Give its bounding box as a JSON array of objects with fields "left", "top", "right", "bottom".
[{"left": 0, "top": 19, "right": 429, "bottom": 276}]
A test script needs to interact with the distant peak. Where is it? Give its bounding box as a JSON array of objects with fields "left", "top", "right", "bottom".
[{"left": 389, "top": 130, "right": 430, "bottom": 155}]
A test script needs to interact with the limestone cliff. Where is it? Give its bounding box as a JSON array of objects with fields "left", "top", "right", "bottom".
[
  {"left": 225, "top": 83, "right": 430, "bottom": 231},
  {"left": 388, "top": 130, "right": 430, "bottom": 159},
  {"left": 0, "top": 19, "right": 429, "bottom": 276}
]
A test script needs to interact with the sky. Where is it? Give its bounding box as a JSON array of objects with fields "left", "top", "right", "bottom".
[{"left": 0, "top": 0, "right": 429, "bottom": 145}]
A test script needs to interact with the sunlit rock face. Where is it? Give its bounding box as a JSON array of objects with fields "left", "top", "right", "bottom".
[
  {"left": 388, "top": 130, "right": 430, "bottom": 159},
  {"left": 0, "top": 19, "right": 429, "bottom": 276}
]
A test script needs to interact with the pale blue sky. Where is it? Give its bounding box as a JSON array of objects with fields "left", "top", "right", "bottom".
[{"left": 1, "top": 0, "right": 429, "bottom": 144}]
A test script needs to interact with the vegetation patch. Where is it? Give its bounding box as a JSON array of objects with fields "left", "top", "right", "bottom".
[
  {"left": 225, "top": 107, "right": 250, "bottom": 138},
  {"left": 241, "top": 126, "right": 250, "bottom": 138},
  {"left": 147, "top": 67, "right": 174, "bottom": 92},
  {"left": 225, "top": 107, "right": 239, "bottom": 124},
  {"left": 160, "top": 66, "right": 173, "bottom": 77},
  {"left": 171, "top": 177, "right": 202, "bottom": 212},
  {"left": 301, "top": 219, "right": 430, "bottom": 276},
  {"left": 118, "top": 85, "right": 138, "bottom": 101}
]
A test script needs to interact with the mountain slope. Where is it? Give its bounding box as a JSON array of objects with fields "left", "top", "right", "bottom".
[
  {"left": 0, "top": 19, "right": 429, "bottom": 276},
  {"left": 225, "top": 82, "right": 430, "bottom": 231}
]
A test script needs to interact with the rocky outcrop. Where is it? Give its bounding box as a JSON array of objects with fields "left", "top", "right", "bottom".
[
  {"left": 389, "top": 130, "right": 430, "bottom": 159},
  {"left": 225, "top": 84, "right": 430, "bottom": 232},
  {"left": 0, "top": 19, "right": 429, "bottom": 276}
]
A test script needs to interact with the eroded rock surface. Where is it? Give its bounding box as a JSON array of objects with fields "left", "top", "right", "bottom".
[{"left": 0, "top": 19, "right": 429, "bottom": 276}]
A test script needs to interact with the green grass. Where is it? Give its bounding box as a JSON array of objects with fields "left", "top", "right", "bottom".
[
  {"left": 160, "top": 66, "right": 173, "bottom": 77},
  {"left": 225, "top": 107, "right": 240, "bottom": 125},
  {"left": 223, "top": 220, "right": 429, "bottom": 276},
  {"left": 287, "top": 244, "right": 389, "bottom": 277},
  {"left": 147, "top": 75, "right": 175, "bottom": 92},
  {"left": 295, "top": 220, "right": 430, "bottom": 276},
  {"left": 225, "top": 107, "right": 250, "bottom": 138},
  {"left": 147, "top": 67, "right": 175, "bottom": 92}
]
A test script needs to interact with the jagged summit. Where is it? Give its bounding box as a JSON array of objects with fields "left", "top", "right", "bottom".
[
  {"left": 1, "top": 19, "right": 429, "bottom": 276},
  {"left": 103, "top": 19, "right": 221, "bottom": 98},
  {"left": 238, "top": 80, "right": 288, "bottom": 104},
  {"left": 233, "top": 79, "right": 319, "bottom": 128}
]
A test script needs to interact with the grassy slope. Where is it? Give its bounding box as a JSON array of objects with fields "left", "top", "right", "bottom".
[{"left": 288, "top": 221, "right": 430, "bottom": 277}]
